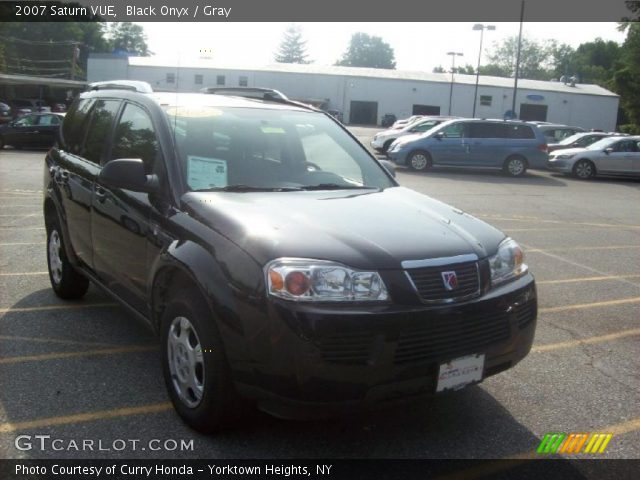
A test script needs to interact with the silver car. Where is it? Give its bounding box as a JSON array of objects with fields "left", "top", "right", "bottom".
[{"left": 547, "top": 136, "right": 640, "bottom": 179}]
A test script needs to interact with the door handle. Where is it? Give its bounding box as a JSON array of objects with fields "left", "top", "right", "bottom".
[
  {"left": 55, "top": 169, "right": 69, "bottom": 184},
  {"left": 95, "top": 186, "right": 107, "bottom": 203}
]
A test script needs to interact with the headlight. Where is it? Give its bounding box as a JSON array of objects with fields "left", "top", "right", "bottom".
[
  {"left": 266, "top": 258, "right": 389, "bottom": 302},
  {"left": 489, "top": 238, "right": 527, "bottom": 287},
  {"left": 556, "top": 153, "right": 576, "bottom": 159}
]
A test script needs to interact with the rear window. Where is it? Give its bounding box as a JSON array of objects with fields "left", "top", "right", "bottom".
[
  {"left": 505, "top": 124, "right": 535, "bottom": 139},
  {"left": 468, "top": 122, "right": 507, "bottom": 138}
]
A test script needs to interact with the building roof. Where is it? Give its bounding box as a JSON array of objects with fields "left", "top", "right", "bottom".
[{"left": 121, "top": 56, "right": 618, "bottom": 98}]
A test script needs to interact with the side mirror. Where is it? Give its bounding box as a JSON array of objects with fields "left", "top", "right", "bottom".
[
  {"left": 604, "top": 147, "right": 613, "bottom": 155},
  {"left": 379, "top": 159, "right": 396, "bottom": 178},
  {"left": 98, "top": 159, "right": 158, "bottom": 193}
]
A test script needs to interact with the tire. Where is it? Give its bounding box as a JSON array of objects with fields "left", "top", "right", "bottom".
[
  {"left": 382, "top": 139, "right": 395, "bottom": 153},
  {"left": 46, "top": 217, "right": 89, "bottom": 299},
  {"left": 160, "top": 288, "right": 241, "bottom": 433},
  {"left": 407, "top": 150, "right": 432, "bottom": 172},
  {"left": 0, "top": 136, "right": 4, "bottom": 149},
  {"left": 572, "top": 159, "right": 595, "bottom": 179},
  {"left": 503, "top": 156, "right": 527, "bottom": 177}
]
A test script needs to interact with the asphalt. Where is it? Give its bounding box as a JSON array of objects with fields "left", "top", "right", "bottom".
[{"left": 0, "top": 131, "right": 638, "bottom": 464}]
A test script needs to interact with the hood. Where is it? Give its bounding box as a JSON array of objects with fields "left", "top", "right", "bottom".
[
  {"left": 182, "top": 187, "right": 505, "bottom": 270},
  {"left": 394, "top": 133, "right": 423, "bottom": 146},
  {"left": 550, "top": 147, "right": 588, "bottom": 156}
]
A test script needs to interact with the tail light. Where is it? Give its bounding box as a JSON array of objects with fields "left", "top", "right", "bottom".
[{"left": 538, "top": 143, "right": 548, "bottom": 153}]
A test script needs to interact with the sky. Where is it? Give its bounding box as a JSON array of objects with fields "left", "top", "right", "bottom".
[{"left": 138, "top": 22, "right": 627, "bottom": 72}]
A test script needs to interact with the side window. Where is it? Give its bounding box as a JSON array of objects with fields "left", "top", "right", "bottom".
[
  {"left": 37, "top": 115, "right": 60, "bottom": 126},
  {"left": 612, "top": 140, "right": 634, "bottom": 152},
  {"left": 83, "top": 100, "right": 121, "bottom": 164},
  {"left": 111, "top": 103, "right": 159, "bottom": 173},
  {"left": 62, "top": 98, "right": 94, "bottom": 155},
  {"left": 468, "top": 123, "right": 505, "bottom": 138},
  {"left": 14, "top": 115, "right": 38, "bottom": 126},
  {"left": 411, "top": 121, "right": 438, "bottom": 133},
  {"left": 440, "top": 122, "right": 465, "bottom": 138}
]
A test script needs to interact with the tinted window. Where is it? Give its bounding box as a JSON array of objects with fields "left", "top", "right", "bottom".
[
  {"left": 14, "top": 115, "right": 38, "bottom": 126},
  {"left": 468, "top": 123, "right": 506, "bottom": 138},
  {"left": 111, "top": 103, "right": 159, "bottom": 172},
  {"left": 611, "top": 140, "right": 638, "bottom": 152},
  {"left": 506, "top": 124, "right": 535, "bottom": 139},
  {"left": 84, "top": 100, "right": 121, "bottom": 164},
  {"left": 37, "top": 115, "right": 61, "bottom": 126},
  {"left": 62, "top": 98, "right": 93, "bottom": 154}
]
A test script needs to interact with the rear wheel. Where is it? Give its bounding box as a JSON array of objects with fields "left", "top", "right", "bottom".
[
  {"left": 46, "top": 218, "right": 89, "bottom": 299},
  {"left": 161, "top": 288, "right": 241, "bottom": 433},
  {"left": 407, "top": 150, "right": 432, "bottom": 172},
  {"left": 573, "top": 159, "right": 595, "bottom": 179},
  {"left": 503, "top": 156, "right": 527, "bottom": 177}
]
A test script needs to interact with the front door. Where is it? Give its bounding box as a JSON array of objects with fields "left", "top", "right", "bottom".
[
  {"left": 598, "top": 139, "right": 635, "bottom": 174},
  {"left": 91, "top": 102, "right": 162, "bottom": 314},
  {"left": 429, "top": 122, "right": 468, "bottom": 165}
]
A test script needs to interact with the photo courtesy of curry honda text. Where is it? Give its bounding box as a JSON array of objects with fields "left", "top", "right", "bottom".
[{"left": 43, "top": 81, "right": 537, "bottom": 432}]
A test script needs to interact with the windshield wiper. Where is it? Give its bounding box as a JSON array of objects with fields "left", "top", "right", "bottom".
[
  {"left": 300, "top": 183, "right": 380, "bottom": 191},
  {"left": 195, "top": 184, "right": 303, "bottom": 192}
]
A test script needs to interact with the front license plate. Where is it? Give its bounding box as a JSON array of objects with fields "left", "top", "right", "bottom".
[{"left": 436, "top": 354, "right": 485, "bottom": 392}]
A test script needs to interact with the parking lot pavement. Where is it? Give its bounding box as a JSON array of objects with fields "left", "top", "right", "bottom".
[{"left": 0, "top": 145, "right": 638, "bottom": 462}]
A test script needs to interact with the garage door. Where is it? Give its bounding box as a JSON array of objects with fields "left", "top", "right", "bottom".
[{"left": 349, "top": 101, "right": 378, "bottom": 125}]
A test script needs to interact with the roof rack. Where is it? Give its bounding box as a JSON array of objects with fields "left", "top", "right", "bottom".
[
  {"left": 201, "top": 86, "right": 288, "bottom": 101},
  {"left": 88, "top": 80, "right": 153, "bottom": 94},
  {"left": 200, "top": 86, "right": 318, "bottom": 112}
]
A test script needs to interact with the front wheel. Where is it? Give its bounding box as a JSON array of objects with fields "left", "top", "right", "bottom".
[
  {"left": 407, "top": 150, "right": 432, "bottom": 172},
  {"left": 161, "top": 289, "right": 241, "bottom": 433},
  {"left": 573, "top": 159, "right": 595, "bottom": 179},
  {"left": 46, "top": 219, "right": 89, "bottom": 299},
  {"left": 503, "top": 156, "right": 527, "bottom": 177}
]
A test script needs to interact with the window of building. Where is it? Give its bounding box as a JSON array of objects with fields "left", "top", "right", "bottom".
[
  {"left": 194, "top": 74, "right": 203, "bottom": 85},
  {"left": 480, "top": 95, "right": 492, "bottom": 106},
  {"left": 166, "top": 73, "right": 175, "bottom": 84},
  {"left": 239, "top": 76, "right": 248, "bottom": 87},
  {"left": 216, "top": 75, "right": 225, "bottom": 86}
]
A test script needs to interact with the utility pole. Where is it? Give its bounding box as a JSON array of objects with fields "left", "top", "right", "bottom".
[
  {"left": 511, "top": 0, "right": 525, "bottom": 118},
  {"left": 70, "top": 43, "right": 80, "bottom": 80},
  {"left": 447, "top": 51, "right": 463, "bottom": 116},
  {"left": 472, "top": 24, "right": 495, "bottom": 118}
]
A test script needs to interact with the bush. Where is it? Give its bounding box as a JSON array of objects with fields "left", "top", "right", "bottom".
[{"left": 618, "top": 124, "right": 640, "bottom": 134}]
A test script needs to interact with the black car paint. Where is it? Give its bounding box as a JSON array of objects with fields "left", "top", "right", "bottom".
[
  {"left": 1, "top": 113, "right": 63, "bottom": 148},
  {"left": 44, "top": 88, "right": 537, "bottom": 416}
]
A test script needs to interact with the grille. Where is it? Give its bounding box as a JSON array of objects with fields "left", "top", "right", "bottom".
[
  {"left": 407, "top": 261, "right": 480, "bottom": 303},
  {"left": 317, "top": 331, "right": 376, "bottom": 365},
  {"left": 513, "top": 300, "right": 537, "bottom": 329},
  {"left": 394, "top": 310, "right": 511, "bottom": 365}
]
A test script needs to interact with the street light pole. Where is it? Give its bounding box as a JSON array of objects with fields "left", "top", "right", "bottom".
[
  {"left": 472, "top": 24, "right": 495, "bottom": 118},
  {"left": 447, "top": 51, "right": 463, "bottom": 116}
]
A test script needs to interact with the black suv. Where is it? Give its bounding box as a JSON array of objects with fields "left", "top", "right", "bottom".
[{"left": 44, "top": 81, "right": 537, "bottom": 432}]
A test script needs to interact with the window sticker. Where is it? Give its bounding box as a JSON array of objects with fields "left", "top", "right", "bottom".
[{"left": 187, "top": 156, "right": 228, "bottom": 190}]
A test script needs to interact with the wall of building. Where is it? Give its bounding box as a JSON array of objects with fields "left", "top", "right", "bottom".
[{"left": 87, "top": 57, "right": 620, "bottom": 131}]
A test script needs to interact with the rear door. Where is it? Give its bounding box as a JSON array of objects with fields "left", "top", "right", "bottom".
[
  {"left": 465, "top": 122, "right": 507, "bottom": 167},
  {"left": 91, "top": 101, "right": 163, "bottom": 314}
]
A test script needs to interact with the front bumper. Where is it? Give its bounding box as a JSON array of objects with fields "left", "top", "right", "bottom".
[
  {"left": 233, "top": 274, "right": 537, "bottom": 419},
  {"left": 371, "top": 137, "right": 386, "bottom": 149},
  {"left": 386, "top": 148, "right": 408, "bottom": 164},
  {"left": 546, "top": 159, "right": 574, "bottom": 173}
]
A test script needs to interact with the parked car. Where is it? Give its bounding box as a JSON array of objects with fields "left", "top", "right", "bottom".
[
  {"left": 44, "top": 81, "right": 537, "bottom": 432},
  {"left": 391, "top": 115, "right": 423, "bottom": 129},
  {"left": 547, "top": 132, "right": 625, "bottom": 152},
  {"left": 371, "top": 116, "right": 456, "bottom": 153},
  {"left": 50, "top": 102, "right": 67, "bottom": 113},
  {"left": 534, "top": 123, "right": 585, "bottom": 143},
  {"left": 387, "top": 119, "right": 549, "bottom": 177},
  {"left": 0, "top": 112, "right": 64, "bottom": 149},
  {"left": 0, "top": 101, "right": 12, "bottom": 124},
  {"left": 11, "top": 98, "right": 51, "bottom": 114},
  {"left": 547, "top": 136, "right": 640, "bottom": 179}
]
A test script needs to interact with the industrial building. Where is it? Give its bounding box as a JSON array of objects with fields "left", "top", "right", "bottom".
[{"left": 88, "top": 55, "right": 620, "bottom": 131}]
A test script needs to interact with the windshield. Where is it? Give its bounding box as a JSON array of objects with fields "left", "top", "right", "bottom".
[
  {"left": 586, "top": 137, "right": 619, "bottom": 150},
  {"left": 164, "top": 105, "right": 395, "bottom": 192}
]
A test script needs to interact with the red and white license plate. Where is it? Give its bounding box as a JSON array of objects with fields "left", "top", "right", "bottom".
[{"left": 436, "top": 354, "right": 485, "bottom": 392}]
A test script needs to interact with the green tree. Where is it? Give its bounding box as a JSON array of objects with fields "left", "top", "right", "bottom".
[
  {"left": 433, "top": 64, "right": 475, "bottom": 74},
  {"left": 0, "top": 21, "right": 110, "bottom": 79},
  {"left": 613, "top": 22, "right": 640, "bottom": 130},
  {"left": 106, "top": 23, "right": 151, "bottom": 56},
  {"left": 336, "top": 33, "right": 396, "bottom": 69},
  {"left": 274, "top": 24, "right": 310, "bottom": 64},
  {"left": 483, "top": 36, "right": 554, "bottom": 80}
]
